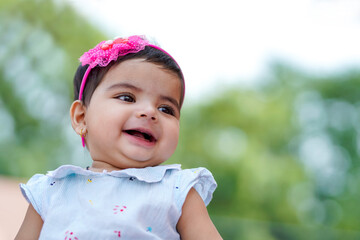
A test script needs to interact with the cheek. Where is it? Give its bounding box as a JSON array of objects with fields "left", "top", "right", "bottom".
[
  {"left": 163, "top": 122, "right": 180, "bottom": 155},
  {"left": 86, "top": 107, "right": 122, "bottom": 139},
  {"left": 171, "top": 129, "right": 180, "bottom": 148}
]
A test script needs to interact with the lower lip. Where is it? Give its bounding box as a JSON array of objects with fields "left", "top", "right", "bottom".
[{"left": 123, "top": 132, "right": 156, "bottom": 148}]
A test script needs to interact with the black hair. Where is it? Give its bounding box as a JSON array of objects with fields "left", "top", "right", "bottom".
[{"left": 73, "top": 46, "right": 184, "bottom": 107}]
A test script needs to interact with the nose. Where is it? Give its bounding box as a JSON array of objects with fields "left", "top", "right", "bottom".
[{"left": 136, "top": 105, "right": 157, "bottom": 121}]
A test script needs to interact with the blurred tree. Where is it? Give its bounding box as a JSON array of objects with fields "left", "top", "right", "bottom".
[
  {"left": 169, "top": 63, "right": 360, "bottom": 238},
  {"left": 0, "top": 0, "right": 106, "bottom": 176}
]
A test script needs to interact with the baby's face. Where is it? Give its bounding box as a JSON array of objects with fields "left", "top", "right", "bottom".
[{"left": 84, "top": 59, "right": 181, "bottom": 170}]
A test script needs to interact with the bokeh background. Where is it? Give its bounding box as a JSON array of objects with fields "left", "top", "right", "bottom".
[{"left": 1, "top": 0, "right": 360, "bottom": 239}]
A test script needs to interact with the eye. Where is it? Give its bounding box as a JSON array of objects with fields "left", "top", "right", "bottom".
[
  {"left": 158, "top": 105, "right": 176, "bottom": 116},
  {"left": 117, "top": 94, "right": 135, "bottom": 102}
]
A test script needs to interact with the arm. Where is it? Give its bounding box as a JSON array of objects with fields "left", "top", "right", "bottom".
[
  {"left": 177, "top": 188, "right": 222, "bottom": 240},
  {"left": 15, "top": 204, "right": 43, "bottom": 240}
]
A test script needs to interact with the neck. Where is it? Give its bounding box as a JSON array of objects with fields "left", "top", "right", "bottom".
[{"left": 89, "top": 161, "right": 125, "bottom": 172}]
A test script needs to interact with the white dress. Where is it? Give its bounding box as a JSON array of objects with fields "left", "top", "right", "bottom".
[{"left": 20, "top": 164, "right": 217, "bottom": 240}]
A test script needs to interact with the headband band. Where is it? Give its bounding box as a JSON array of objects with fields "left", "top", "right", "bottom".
[{"left": 78, "top": 35, "right": 184, "bottom": 102}]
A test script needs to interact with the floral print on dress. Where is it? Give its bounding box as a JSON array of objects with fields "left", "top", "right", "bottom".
[
  {"left": 113, "top": 205, "right": 127, "bottom": 214},
  {"left": 64, "top": 231, "right": 78, "bottom": 240},
  {"left": 114, "top": 230, "right": 121, "bottom": 237}
]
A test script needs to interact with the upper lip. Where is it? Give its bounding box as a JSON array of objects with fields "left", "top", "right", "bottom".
[{"left": 123, "top": 127, "right": 158, "bottom": 141}]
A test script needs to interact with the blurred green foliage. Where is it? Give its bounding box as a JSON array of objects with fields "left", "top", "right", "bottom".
[
  {"left": 1, "top": 0, "right": 360, "bottom": 239},
  {"left": 169, "top": 64, "right": 360, "bottom": 238},
  {"left": 0, "top": 0, "right": 106, "bottom": 176}
]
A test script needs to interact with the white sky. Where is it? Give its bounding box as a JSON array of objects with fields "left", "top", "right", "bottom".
[{"left": 67, "top": 0, "right": 360, "bottom": 102}]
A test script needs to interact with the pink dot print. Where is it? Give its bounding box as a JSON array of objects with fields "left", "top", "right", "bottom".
[
  {"left": 113, "top": 205, "right": 127, "bottom": 214},
  {"left": 64, "top": 231, "right": 78, "bottom": 240},
  {"left": 114, "top": 230, "right": 121, "bottom": 237}
]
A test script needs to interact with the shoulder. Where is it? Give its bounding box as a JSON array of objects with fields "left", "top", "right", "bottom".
[
  {"left": 173, "top": 167, "right": 217, "bottom": 206},
  {"left": 19, "top": 165, "right": 85, "bottom": 215},
  {"left": 166, "top": 167, "right": 217, "bottom": 217}
]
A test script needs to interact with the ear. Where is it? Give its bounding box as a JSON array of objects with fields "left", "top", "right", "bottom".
[{"left": 70, "top": 100, "right": 87, "bottom": 135}]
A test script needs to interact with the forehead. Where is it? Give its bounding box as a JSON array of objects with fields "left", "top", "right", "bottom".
[{"left": 99, "top": 59, "right": 182, "bottom": 98}]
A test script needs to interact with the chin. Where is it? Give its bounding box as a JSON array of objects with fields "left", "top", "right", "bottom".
[{"left": 132, "top": 157, "right": 165, "bottom": 167}]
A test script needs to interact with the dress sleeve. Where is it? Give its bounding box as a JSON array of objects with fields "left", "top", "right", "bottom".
[
  {"left": 19, "top": 174, "right": 49, "bottom": 217},
  {"left": 174, "top": 168, "right": 217, "bottom": 213}
]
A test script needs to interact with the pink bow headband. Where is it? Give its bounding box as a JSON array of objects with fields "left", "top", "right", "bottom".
[
  {"left": 78, "top": 35, "right": 184, "bottom": 101},
  {"left": 78, "top": 35, "right": 184, "bottom": 147}
]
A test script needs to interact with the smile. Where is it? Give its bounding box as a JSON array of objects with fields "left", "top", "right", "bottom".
[{"left": 123, "top": 129, "right": 157, "bottom": 143}]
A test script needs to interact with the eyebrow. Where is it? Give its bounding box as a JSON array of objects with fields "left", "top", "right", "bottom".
[
  {"left": 106, "top": 82, "right": 180, "bottom": 111},
  {"left": 106, "top": 83, "right": 141, "bottom": 92}
]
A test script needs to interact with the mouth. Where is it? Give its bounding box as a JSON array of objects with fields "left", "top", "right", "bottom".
[{"left": 123, "top": 129, "right": 157, "bottom": 143}]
